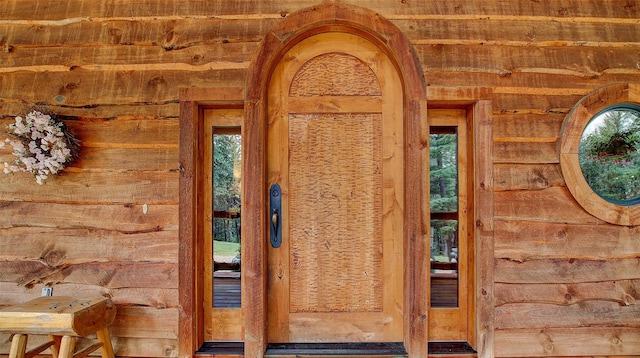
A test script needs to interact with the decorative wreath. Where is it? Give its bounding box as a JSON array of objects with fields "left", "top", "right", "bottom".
[{"left": 2, "top": 108, "right": 80, "bottom": 184}]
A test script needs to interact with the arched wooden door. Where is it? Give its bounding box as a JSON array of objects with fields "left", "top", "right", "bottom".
[{"left": 266, "top": 32, "right": 404, "bottom": 343}]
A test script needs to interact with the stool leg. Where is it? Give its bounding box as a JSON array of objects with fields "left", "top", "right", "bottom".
[
  {"left": 49, "top": 335, "right": 62, "bottom": 358},
  {"left": 96, "top": 327, "right": 115, "bottom": 358},
  {"left": 9, "top": 334, "right": 28, "bottom": 358},
  {"left": 58, "top": 336, "right": 76, "bottom": 358}
]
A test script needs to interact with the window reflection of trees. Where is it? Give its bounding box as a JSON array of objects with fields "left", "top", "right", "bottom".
[
  {"left": 579, "top": 107, "right": 640, "bottom": 204},
  {"left": 430, "top": 132, "right": 458, "bottom": 264}
]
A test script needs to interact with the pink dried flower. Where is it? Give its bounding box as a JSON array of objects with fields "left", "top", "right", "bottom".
[{"left": 2, "top": 109, "right": 80, "bottom": 184}]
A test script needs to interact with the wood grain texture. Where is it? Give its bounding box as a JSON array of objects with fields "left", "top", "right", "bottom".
[
  {"left": 495, "top": 327, "right": 640, "bottom": 357},
  {"left": 473, "top": 100, "right": 495, "bottom": 356},
  {"left": 0, "top": 171, "right": 178, "bottom": 204},
  {"left": 496, "top": 301, "right": 640, "bottom": 329},
  {"left": 0, "top": 202, "right": 178, "bottom": 231},
  {"left": 0, "top": 261, "right": 177, "bottom": 289},
  {"left": 0, "top": 227, "right": 177, "bottom": 263},
  {"left": 1, "top": 0, "right": 639, "bottom": 20},
  {"left": 493, "top": 163, "right": 564, "bottom": 191},
  {"left": 0, "top": 296, "right": 115, "bottom": 337},
  {"left": 495, "top": 257, "right": 640, "bottom": 284},
  {"left": 495, "top": 281, "right": 640, "bottom": 307},
  {"left": 177, "top": 97, "right": 198, "bottom": 358},
  {"left": 494, "top": 187, "right": 602, "bottom": 224},
  {"left": 0, "top": 282, "right": 178, "bottom": 308},
  {"left": 495, "top": 221, "right": 640, "bottom": 261},
  {"left": 0, "top": 0, "right": 639, "bottom": 357}
]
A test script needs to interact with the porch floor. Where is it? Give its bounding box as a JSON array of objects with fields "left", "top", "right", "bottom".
[{"left": 213, "top": 273, "right": 241, "bottom": 308}]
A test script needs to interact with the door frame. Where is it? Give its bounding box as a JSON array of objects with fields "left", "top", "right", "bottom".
[
  {"left": 178, "top": 4, "right": 496, "bottom": 358},
  {"left": 243, "top": 3, "right": 428, "bottom": 357},
  {"left": 178, "top": 87, "right": 246, "bottom": 358}
]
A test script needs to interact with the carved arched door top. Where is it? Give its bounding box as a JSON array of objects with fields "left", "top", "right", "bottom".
[{"left": 245, "top": 3, "right": 426, "bottom": 103}]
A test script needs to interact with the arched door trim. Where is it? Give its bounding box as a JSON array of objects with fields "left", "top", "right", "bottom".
[{"left": 242, "top": 4, "right": 428, "bottom": 357}]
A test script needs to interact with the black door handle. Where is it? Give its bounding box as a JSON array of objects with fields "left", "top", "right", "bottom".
[{"left": 270, "top": 183, "right": 282, "bottom": 248}]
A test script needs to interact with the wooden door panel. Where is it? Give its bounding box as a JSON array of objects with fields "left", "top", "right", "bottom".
[
  {"left": 287, "top": 97, "right": 383, "bottom": 114},
  {"left": 267, "top": 32, "right": 404, "bottom": 343},
  {"left": 288, "top": 112, "right": 383, "bottom": 314},
  {"left": 288, "top": 312, "right": 388, "bottom": 342}
]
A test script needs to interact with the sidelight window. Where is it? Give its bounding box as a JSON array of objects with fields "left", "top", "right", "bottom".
[
  {"left": 203, "top": 108, "right": 244, "bottom": 341},
  {"left": 427, "top": 108, "right": 474, "bottom": 345}
]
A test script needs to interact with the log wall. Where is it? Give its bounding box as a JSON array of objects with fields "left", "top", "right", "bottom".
[{"left": 0, "top": 1, "right": 639, "bottom": 357}]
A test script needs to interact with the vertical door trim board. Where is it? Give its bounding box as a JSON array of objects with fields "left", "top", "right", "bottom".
[
  {"left": 243, "top": 3, "right": 428, "bottom": 357},
  {"left": 474, "top": 100, "right": 495, "bottom": 357}
]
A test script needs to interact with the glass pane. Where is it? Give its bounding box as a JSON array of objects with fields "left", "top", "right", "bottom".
[
  {"left": 579, "top": 106, "right": 640, "bottom": 205},
  {"left": 212, "top": 132, "right": 242, "bottom": 308},
  {"left": 429, "top": 130, "right": 459, "bottom": 308},
  {"left": 430, "top": 220, "right": 459, "bottom": 308},
  {"left": 430, "top": 132, "right": 458, "bottom": 213}
]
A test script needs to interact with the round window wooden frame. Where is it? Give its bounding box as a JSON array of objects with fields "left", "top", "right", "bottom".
[{"left": 559, "top": 83, "right": 640, "bottom": 226}]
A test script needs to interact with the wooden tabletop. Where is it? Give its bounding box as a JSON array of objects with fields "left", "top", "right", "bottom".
[{"left": 0, "top": 296, "right": 116, "bottom": 337}]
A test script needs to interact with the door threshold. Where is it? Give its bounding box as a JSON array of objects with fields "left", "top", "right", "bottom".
[
  {"left": 428, "top": 341, "right": 476, "bottom": 355},
  {"left": 265, "top": 342, "right": 407, "bottom": 357},
  {"left": 196, "top": 341, "right": 244, "bottom": 357}
]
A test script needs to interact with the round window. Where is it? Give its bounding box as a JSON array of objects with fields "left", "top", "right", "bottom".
[
  {"left": 578, "top": 104, "right": 640, "bottom": 205},
  {"left": 559, "top": 83, "right": 640, "bottom": 226}
]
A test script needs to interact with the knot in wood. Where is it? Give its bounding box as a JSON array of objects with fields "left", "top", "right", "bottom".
[
  {"left": 109, "top": 28, "right": 123, "bottom": 43},
  {"left": 191, "top": 53, "right": 205, "bottom": 64},
  {"left": 497, "top": 69, "right": 512, "bottom": 78},
  {"left": 554, "top": 229, "right": 568, "bottom": 240},
  {"left": 42, "top": 248, "right": 66, "bottom": 267},
  {"left": 63, "top": 82, "right": 80, "bottom": 92},
  {"left": 148, "top": 76, "right": 167, "bottom": 87},
  {"left": 622, "top": 293, "right": 636, "bottom": 306},
  {"left": 539, "top": 332, "right": 554, "bottom": 352},
  {"left": 609, "top": 334, "right": 622, "bottom": 345},
  {"left": 162, "top": 30, "right": 179, "bottom": 50}
]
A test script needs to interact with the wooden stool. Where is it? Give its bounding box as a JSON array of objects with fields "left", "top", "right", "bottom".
[{"left": 0, "top": 296, "right": 116, "bottom": 358}]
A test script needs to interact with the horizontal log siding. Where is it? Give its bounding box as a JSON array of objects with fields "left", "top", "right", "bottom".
[{"left": 0, "top": 1, "right": 639, "bottom": 357}]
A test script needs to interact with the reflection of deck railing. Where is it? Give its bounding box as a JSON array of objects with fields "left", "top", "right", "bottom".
[
  {"left": 430, "top": 261, "right": 458, "bottom": 307},
  {"left": 213, "top": 211, "right": 242, "bottom": 308},
  {"left": 213, "top": 272, "right": 241, "bottom": 308},
  {"left": 213, "top": 211, "right": 241, "bottom": 243},
  {"left": 430, "top": 261, "right": 457, "bottom": 271},
  {"left": 214, "top": 261, "right": 241, "bottom": 271},
  {"left": 213, "top": 211, "right": 240, "bottom": 219}
]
